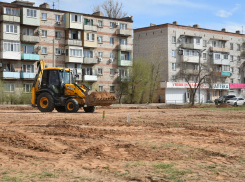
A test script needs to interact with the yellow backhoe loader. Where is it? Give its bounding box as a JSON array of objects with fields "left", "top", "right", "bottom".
[{"left": 31, "top": 60, "right": 116, "bottom": 113}]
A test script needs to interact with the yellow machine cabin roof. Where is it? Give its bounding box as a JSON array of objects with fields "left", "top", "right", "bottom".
[{"left": 43, "top": 67, "right": 72, "bottom": 71}]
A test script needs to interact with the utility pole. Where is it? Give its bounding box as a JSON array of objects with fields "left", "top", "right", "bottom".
[{"left": 198, "top": 49, "right": 206, "bottom": 104}]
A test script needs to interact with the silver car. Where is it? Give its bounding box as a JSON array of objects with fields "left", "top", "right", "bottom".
[{"left": 226, "top": 97, "right": 245, "bottom": 106}]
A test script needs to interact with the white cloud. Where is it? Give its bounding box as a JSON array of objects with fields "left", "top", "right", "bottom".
[{"left": 216, "top": 4, "right": 241, "bottom": 18}]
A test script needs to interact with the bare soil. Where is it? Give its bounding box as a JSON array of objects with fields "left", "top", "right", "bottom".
[{"left": 0, "top": 105, "right": 244, "bottom": 182}]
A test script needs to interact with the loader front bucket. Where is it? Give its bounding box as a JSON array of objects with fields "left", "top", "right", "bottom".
[{"left": 86, "top": 91, "right": 116, "bottom": 106}]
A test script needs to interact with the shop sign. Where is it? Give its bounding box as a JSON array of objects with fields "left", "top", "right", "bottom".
[
  {"left": 213, "top": 84, "right": 229, "bottom": 90},
  {"left": 161, "top": 82, "right": 209, "bottom": 89}
]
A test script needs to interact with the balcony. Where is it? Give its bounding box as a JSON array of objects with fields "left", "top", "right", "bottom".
[
  {"left": 0, "top": 15, "right": 20, "bottom": 23},
  {"left": 83, "top": 57, "right": 98, "bottom": 64},
  {"left": 20, "top": 72, "right": 36, "bottom": 79},
  {"left": 210, "top": 47, "right": 230, "bottom": 53},
  {"left": 84, "top": 25, "right": 97, "bottom": 32},
  {"left": 118, "top": 60, "right": 133, "bottom": 67},
  {"left": 21, "top": 35, "right": 39, "bottom": 43},
  {"left": 116, "top": 29, "right": 132, "bottom": 36},
  {"left": 181, "top": 55, "right": 199, "bottom": 63},
  {"left": 21, "top": 53, "right": 39, "bottom": 61},
  {"left": 1, "top": 72, "right": 20, "bottom": 79},
  {"left": 180, "top": 43, "right": 202, "bottom": 50},
  {"left": 212, "top": 59, "right": 230, "bottom": 65},
  {"left": 221, "top": 71, "right": 231, "bottom": 77},
  {"left": 83, "top": 75, "right": 98, "bottom": 82},
  {"left": 118, "top": 45, "right": 133, "bottom": 51},
  {"left": 66, "top": 39, "right": 82, "bottom": 46},
  {"left": 182, "top": 69, "right": 199, "bottom": 75}
]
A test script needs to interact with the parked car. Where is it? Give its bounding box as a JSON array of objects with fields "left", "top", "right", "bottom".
[
  {"left": 214, "top": 95, "right": 236, "bottom": 105},
  {"left": 226, "top": 97, "right": 245, "bottom": 106}
]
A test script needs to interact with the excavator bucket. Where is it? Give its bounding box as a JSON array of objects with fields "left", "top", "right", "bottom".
[{"left": 85, "top": 91, "right": 117, "bottom": 106}]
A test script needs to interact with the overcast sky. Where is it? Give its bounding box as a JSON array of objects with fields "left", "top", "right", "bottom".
[{"left": 2, "top": 0, "right": 245, "bottom": 33}]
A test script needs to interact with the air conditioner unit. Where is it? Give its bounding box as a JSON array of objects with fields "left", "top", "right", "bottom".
[
  {"left": 209, "top": 52, "right": 213, "bottom": 56},
  {"left": 37, "top": 30, "right": 42, "bottom": 34},
  {"left": 115, "top": 69, "right": 119, "bottom": 73},
  {"left": 61, "top": 50, "right": 65, "bottom": 54},
  {"left": 115, "top": 22, "right": 119, "bottom": 26},
  {"left": 109, "top": 58, "right": 114, "bottom": 63},
  {"left": 36, "top": 46, "right": 42, "bottom": 50},
  {"left": 0, "top": 63, "right": 2, "bottom": 68},
  {"left": 57, "top": 21, "right": 61, "bottom": 25},
  {"left": 178, "top": 50, "right": 183, "bottom": 55},
  {"left": 98, "top": 57, "right": 102, "bottom": 62}
]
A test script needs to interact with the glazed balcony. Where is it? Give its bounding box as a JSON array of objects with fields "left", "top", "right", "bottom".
[
  {"left": 210, "top": 47, "right": 230, "bottom": 53},
  {"left": 83, "top": 57, "right": 98, "bottom": 64},
  {"left": 21, "top": 35, "right": 39, "bottom": 43},
  {"left": 118, "top": 44, "right": 133, "bottom": 51},
  {"left": 84, "top": 25, "right": 97, "bottom": 32},
  {"left": 20, "top": 72, "right": 36, "bottom": 79},
  {"left": 65, "top": 39, "right": 82, "bottom": 46},
  {"left": 21, "top": 53, "right": 39, "bottom": 60},
  {"left": 116, "top": 29, "right": 132, "bottom": 36},
  {"left": 0, "top": 15, "right": 20, "bottom": 23},
  {"left": 1, "top": 72, "right": 20, "bottom": 79}
]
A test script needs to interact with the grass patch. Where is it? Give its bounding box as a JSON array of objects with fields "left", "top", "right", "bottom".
[
  {"left": 38, "top": 171, "right": 57, "bottom": 179},
  {"left": 1, "top": 176, "right": 23, "bottom": 182},
  {"left": 133, "top": 161, "right": 145, "bottom": 167},
  {"left": 198, "top": 106, "right": 245, "bottom": 111},
  {"left": 153, "top": 162, "right": 174, "bottom": 169}
]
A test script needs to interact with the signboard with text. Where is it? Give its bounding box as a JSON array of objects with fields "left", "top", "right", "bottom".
[
  {"left": 212, "top": 84, "right": 229, "bottom": 90},
  {"left": 160, "top": 82, "right": 209, "bottom": 89}
]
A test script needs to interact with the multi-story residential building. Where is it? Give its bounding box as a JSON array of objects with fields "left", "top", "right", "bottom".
[
  {"left": 134, "top": 21, "right": 245, "bottom": 103},
  {"left": 0, "top": 0, "right": 133, "bottom": 94}
]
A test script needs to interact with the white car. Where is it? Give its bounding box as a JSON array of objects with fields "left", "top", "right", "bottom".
[{"left": 226, "top": 97, "right": 245, "bottom": 106}]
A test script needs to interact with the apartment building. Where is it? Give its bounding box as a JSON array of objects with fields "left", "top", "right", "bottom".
[
  {"left": 0, "top": 0, "right": 133, "bottom": 94},
  {"left": 134, "top": 21, "right": 245, "bottom": 103}
]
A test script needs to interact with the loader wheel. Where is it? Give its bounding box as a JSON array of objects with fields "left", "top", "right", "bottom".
[
  {"left": 83, "top": 106, "right": 96, "bottom": 113},
  {"left": 55, "top": 106, "right": 66, "bottom": 112},
  {"left": 65, "top": 99, "right": 79, "bottom": 113},
  {"left": 37, "top": 92, "right": 55, "bottom": 112}
]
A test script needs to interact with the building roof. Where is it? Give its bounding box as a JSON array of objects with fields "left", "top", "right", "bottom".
[{"left": 134, "top": 23, "right": 245, "bottom": 38}]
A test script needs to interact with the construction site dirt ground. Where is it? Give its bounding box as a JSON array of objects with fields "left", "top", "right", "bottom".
[{"left": 0, "top": 105, "right": 245, "bottom": 182}]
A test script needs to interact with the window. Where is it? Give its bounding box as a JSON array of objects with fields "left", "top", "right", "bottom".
[
  {"left": 172, "top": 36, "right": 176, "bottom": 43},
  {"left": 55, "top": 15, "right": 60, "bottom": 22},
  {"left": 231, "top": 67, "right": 234, "bottom": 73},
  {"left": 196, "top": 38, "right": 200, "bottom": 44},
  {"left": 221, "top": 42, "right": 225, "bottom": 48},
  {"left": 172, "top": 63, "right": 176, "bottom": 70},
  {"left": 69, "top": 30, "right": 81, "bottom": 40},
  {"left": 3, "top": 41, "right": 20, "bottom": 52},
  {"left": 23, "top": 28, "right": 33, "bottom": 36},
  {"left": 110, "top": 37, "right": 114, "bottom": 45},
  {"left": 110, "top": 69, "right": 115, "bottom": 76},
  {"left": 121, "top": 53, "right": 129, "bottom": 60},
  {"left": 23, "top": 83, "right": 32, "bottom": 93},
  {"left": 110, "top": 86, "right": 115, "bottom": 93},
  {"left": 237, "top": 44, "right": 241, "bottom": 51},
  {"left": 84, "top": 50, "right": 93, "bottom": 58},
  {"left": 189, "top": 50, "right": 193, "bottom": 56},
  {"left": 41, "top": 13, "right": 47, "bottom": 20},
  {"left": 212, "top": 41, "right": 217, "bottom": 47},
  {"left": 194, "top": 51, "right": 198, "bottom": 56},
  {"left": 110, "top": 22, "right": 114, "bottom": 28},
  {"left": 42, "top": 47, "right": 47, "bottom": 54},
  {"left": 219, "top": 90, "right": 222, "bottom": 96},
  {"left": 194, "top": 77, "right": 197, "bottom": 83},
  {"left": 56, "top": 48, "right": 61, "bottom": 55},
  {"left": 230, "top": 43, "right": 233, "bottom": 50},
  {"left": 222, "top": 65, "right": 230, "bottom": 71},
  {"left": 238, "top": 68, "right": 240, "bottom": 74},
  {"left": 6, "top": 24, "right": 18, "bottom": 34},
  {"left": 110, "top": 53, "right": 114, "bottom": 59},
  {"left": 55, "top": 31, "right": 61, "bottom": 39},
  {"left": 22, "top": 64, "right": 34, "bottom": 73},
  {"left": 230, "top": 55, "right": 233, "bottom": 61},
  {"left": 223, "top": 54, "right": 228, "bottom": 59},
  {"left": 98, "top": 36, "right": 103, "bottom": 43},
  {"left": 98, "top": 68, "right": 103, "bottom": 75},
  {"left": 194, "top": 65, "right": 198, "bottom": 70},
  {"left": 119, "top": 69, "right": 127, "bottom": 77},
  {"left": 238, "top": 79, "right": 240, "bottom": 83},
  {"left": 231, "top": 79, "right": 233, "bottom": 83},
  {"left": 120, "top": 23, "right": 127, "bottom": 30},
  {"left": 71, "top": 14, "right": 81, "bottom": 23},
  {"left": 70, "top": 49, "right": 82, "bottom": 57},
  {"left": 99, "top": 86, "right": 103, "bottom": 91},
  {"left": 238, "top": 56, "right": 241, "bottom": 61},
  {"left": 3, "top": 7, "right": 19, "bottom": 16},
  {"left": 27, "top": 9, "right": 37, "bottom": 18},
  {"left": 172, "top": 76, "right": 176, "bottom": 82},
  {"left": 84, "top": 68, "right": 93, "bottom": 75},
  {"left": 120, "top": 38, "right": 127, "bottom": 45},
  {"left": 23, "top": 45, "right": 34, "bottom": 54},
  {"left": 98, "top": 20, "right": 103, "bottom": 27},
  {"left": 98, "top": 52, "right": 103, "bottom": 58},
  {"left": 84, "top": 18, "right": 93, "bottom": 25},
  {"left": 203, "top": 53, "right": 207, "bottom": 59},
  {"left": 3, "top": 83, "right": 15, "bottom": 92},
  {"left": 42, "top": 30, "right": 47, "bottom": 37},
  {"left": 213, "top": 90, "right": 217, "bottom": 97},
  {"left": 215, "top": 54, "right": 220, "bottom": 59},
  {"left": 86, "top": 33, "right": 95, "bottom": 41},
  {"left": 203, "top": 40, "right": 206, "bottom": 47},
  {"left": 172, "top": 50, "right": 175, "bottom": 57}
]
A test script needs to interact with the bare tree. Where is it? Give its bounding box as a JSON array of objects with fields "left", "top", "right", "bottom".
[{"left": 91, "top": 0, "right": 127, "bottom": 18}]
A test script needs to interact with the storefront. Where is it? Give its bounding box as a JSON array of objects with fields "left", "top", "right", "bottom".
[
  {"left": 229, "top": 83, "right": 245, "bottom": 97},
  {"left": 160, "top": 82, "right": 209, "bottom": 104},
  {"left": 209, "top": 84, "right": 229, "bottom": 101}
]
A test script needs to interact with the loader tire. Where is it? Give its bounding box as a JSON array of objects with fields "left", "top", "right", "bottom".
[
  {"left": 55, "top": 106, "right": 66, "bottom": 112},
  {"left": 83, "top": 106, "right": 96, "bottom": 113},
  {"left": 65, "top": 99, "right": 79, "bottom": 113},
  {"left": 37, "top": 92, "right": 55, "bottom": 112}
]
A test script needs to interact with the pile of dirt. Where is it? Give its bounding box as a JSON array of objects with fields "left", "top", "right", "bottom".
[
  {"left": 216, "top": 103, "right": 234, "bottom": 108},
  {"left": 89, "top": 91, "right": 116, "bottom": 100}
]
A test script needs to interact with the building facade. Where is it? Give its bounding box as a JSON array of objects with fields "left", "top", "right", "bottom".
[
  {"left": 0, "top": 0, "right": 133, "bottom": 94},
  {"left": 134, "top": 21, "right": 245, "bottom": 103}
]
